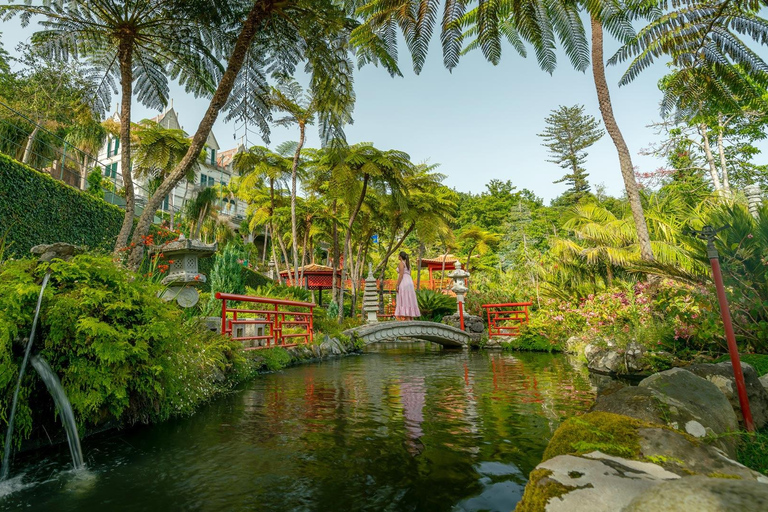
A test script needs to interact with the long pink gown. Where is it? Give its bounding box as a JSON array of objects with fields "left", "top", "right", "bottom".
[{"left": 395, "top": 263, "right": 421, "bottom": 318}]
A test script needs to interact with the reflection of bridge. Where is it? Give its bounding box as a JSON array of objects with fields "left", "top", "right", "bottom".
[{"left": 344, "top": 321, "right": 470, "bottom": 348}]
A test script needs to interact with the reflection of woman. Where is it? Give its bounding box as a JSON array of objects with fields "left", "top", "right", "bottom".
[{"left": 395, "top": 251, "right": 420, "bottom": 320}]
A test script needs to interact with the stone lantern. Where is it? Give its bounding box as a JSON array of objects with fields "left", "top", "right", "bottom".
[
  {"left": 150, "top": 234, "right": 217, "bottom": 307},
  {"left": 362, "top": 263, "right": 379, "bottom": 324},
  {"left": 745, "top": 184, "right": 763, "bottom": 219},
  {"left": 448, "top": 261, "right": 470, "bottom": 314}
]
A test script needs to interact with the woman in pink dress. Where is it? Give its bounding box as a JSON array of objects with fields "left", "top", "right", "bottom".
[{"left": 395, "top": 251, "right": 420, "bottom": 320}]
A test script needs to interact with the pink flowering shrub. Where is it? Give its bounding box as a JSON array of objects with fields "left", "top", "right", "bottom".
[{"left": 515, "top": 280, "right": 722, "bottom": 355}]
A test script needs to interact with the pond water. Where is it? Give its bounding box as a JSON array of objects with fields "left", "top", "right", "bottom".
[{"left": 0, "top": 343, "right": 595, "bottom": 511}]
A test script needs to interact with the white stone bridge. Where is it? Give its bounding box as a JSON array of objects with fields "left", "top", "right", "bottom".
[{"left": 343, "top": 320, "right": 470, "bottom": 348}]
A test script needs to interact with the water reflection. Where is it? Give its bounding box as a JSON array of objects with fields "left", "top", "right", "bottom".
[{"left": 1, "top": 343, "right": 594, "bottom": 512}]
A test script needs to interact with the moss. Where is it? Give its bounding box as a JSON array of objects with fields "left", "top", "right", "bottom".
[
  {"left": 543, "top": 412, "right": 645, "bottom": 461},
  {"left": 644, "top": 455, "right": 684, "bottom": 466},
  {"left": 514, "top": 469, "right": 578, "bottom": 512},
  {"left": 707, "top": 472, "right": 742, "bottom": 479}
]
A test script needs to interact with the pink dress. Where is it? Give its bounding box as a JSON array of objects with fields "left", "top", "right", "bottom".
[{"left": 395, "top": 264, "right": 421, "bottom": 318}]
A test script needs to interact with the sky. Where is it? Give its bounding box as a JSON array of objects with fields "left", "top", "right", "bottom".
[{"left": 1, "top": 15, "right": 766, "bottom": 203}]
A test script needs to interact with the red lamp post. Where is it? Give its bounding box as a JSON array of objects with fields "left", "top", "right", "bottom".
[{"left": 690, "top": 225, "right": 754, "bottom": 432}]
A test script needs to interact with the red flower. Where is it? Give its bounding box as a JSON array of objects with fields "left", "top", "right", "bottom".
[{"left": 193, "top": 275, "right": 200, "bottom": 281}]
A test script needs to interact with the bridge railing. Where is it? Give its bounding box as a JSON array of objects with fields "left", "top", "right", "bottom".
[
  {"left": 481, "top": 302, "right": 532, "bottom": 337},
  {"left": 215, "top": 292, "right": 315, "bottom": 350}
]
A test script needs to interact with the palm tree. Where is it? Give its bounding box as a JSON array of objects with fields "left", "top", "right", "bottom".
[
  {"left": 185, "top": 186, "right": 219, "bottom": 240},
  {"left": 314, "top": 142, "right": 412, "bottom": 319},
  {"left": 458, "top": 226, "right": 501, "bottom": 274},
  {"left": 125, "top": 0, "right": 358, "bottom": 270},
  {"left": 269, "top": 80, "right": 325, "bottom": 285},
  {"left": 2, "top": 0, "right": 227, "bottom": 256},
  {"left": 233, "top": 146, "right": 294, "bottom": 279}
]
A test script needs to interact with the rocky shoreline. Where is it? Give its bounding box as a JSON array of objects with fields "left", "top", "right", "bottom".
[{"left": 515, "top": 361, "right": 768, "bottom": 511}]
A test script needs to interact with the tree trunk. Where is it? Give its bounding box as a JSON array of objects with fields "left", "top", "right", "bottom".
[
  {"left": 440, "top": 247, "right": 448, "bottom": 290},
  {"left": 331, "top": 199, "right": 339, "bottom": 310},
  {"left": 126, "top": 1, "right": 277, "bottom": 269},
  {"left": 700, "top": 123, "right": 723, "bottom": 192},
  {"left": 591, "top": 16, "right": 654, "bottom": 262},
  {"left": 261, "top": 224, "right": 268, "bottom": 263},
  {"left": 290, "top": 122, "right": 305, "bottom": 284},
  {"left": 22, "top": 124, "right": 40, "bottom": 165},
  {"left": 415, "top": 243, "right": 423, "bottom": 290},
  {"left": 716, "top": 114, "right": 730, "bottom": 194},
  {"left": 466, "top": 247, "right": 474, "bottom": 274},
  {"left": 114, "top": 38, "right": 137, "bottom": 256},
  {"left": 338, "top": 174, "right": 370, "bottom": 321}
]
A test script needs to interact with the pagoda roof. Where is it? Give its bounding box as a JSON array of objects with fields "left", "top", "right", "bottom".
[{"left": 419, "top": 254, "right": 460, "bottom": 267}]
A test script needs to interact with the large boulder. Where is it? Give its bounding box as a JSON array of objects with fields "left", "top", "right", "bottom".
[
  {"left": 515, "top": 412, "right": 768, "bottom": 512},
  {"left": 639, "top": 368, "right": 739, "bottom": 455},
  {"left": 623, "top": 476, "right": 768, "bottom": 512},
  {"left": 585, "top": 341, "right": 649, "bottom": 375},
  {"left": 591, "top": 386, "right": 668, "bottom": 424},
  {"left": 637, "top": 427, "right": 768, "bottom": 481},
  {"left": 442, "top": 313, "right": 484, "bottom": 334},
  {"left": 515, "top": 451, "right": 680, "bottom": 512},
  {"left": 687, "top": 361, "right": 768, "bottom": 429}
]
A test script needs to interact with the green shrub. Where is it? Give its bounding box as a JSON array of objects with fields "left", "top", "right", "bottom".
[
  {"left": 204, "top": 245, "right": 247, "bottom": 315},
  {"left": 0, "top": 153, "right": 123, "bottom": 258},
  {"left": 416, "top": 289, "right": 456, "bottom": 320},
  {"left": 0, "top": 255, "right": 248, "bottom": 451},
  {"left": 86, "top": 168, "right": 104, "bottom": 199}
]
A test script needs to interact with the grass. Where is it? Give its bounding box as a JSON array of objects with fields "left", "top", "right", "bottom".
[
  {"left": 715, "top": 353, "right": 768, "bottom": 376},
  {"left": 736, "top": 428, "right": 768, "bottom": 476}
]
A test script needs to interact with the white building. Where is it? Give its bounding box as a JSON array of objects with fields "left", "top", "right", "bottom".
[{"left": 97, "top": 106, "right": 247, "bottom": 228}]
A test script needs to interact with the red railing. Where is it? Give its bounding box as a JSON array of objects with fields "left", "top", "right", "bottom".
[
  {"left": 481, "top": 302, "right": 532, "bottom": 337},
  {"left": 215, "top": 292, "right": 314, "bottom": 350}
]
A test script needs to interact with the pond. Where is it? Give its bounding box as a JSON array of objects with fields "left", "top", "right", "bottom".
[{"left": 0, "top": 343, "right": 595, "bottom": 511}]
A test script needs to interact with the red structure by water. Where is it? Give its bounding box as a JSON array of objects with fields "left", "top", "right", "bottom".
[
  {"left": 481, "top": 302, "right": 532, "bottom": 337},
  {"left": 216, "top": 292, "right": 314, "bottom": 350}
]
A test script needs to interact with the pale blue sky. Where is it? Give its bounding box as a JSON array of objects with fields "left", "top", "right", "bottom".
[{"left": 2, "top": 18, "right": 765, "bottom": 202}]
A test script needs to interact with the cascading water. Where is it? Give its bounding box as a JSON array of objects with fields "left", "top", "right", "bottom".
[
  {"left": 29, "top": 356, "right": 83, "bottom": 472},
  {"left": 1, "top": 271, "right": 50, "bottom": 481}
]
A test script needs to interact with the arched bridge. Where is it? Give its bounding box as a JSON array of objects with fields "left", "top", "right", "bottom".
[{"left": 344, "top": 321, "right": 469, "bottom": 348}]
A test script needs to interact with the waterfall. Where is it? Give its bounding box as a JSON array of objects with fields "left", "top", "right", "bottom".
[
  {"left": 1, "top": 271, "right": 50, "bottom": 481},
  {"left": 29, "top": 356, "right": 84, "bottom": 472}
]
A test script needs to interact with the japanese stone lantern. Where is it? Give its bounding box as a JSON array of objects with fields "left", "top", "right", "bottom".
[
  {"left": 448, "top": 260, "right": 470, "bottom": 314},
  {"left": 150, "top": 234, "right": 217, "bottom": 307}
]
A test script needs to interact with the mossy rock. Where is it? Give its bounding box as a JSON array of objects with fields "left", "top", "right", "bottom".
[
  {"left": 543, "top": 412, "right": 645, "bottom": 461},
  {"left": 515, "top": 468, "right": 580, "bottom": 512}
]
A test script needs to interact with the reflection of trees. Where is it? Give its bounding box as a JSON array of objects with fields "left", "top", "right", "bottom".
[{"left": 102, "top": 348, "right": 595, "bottom": 510}]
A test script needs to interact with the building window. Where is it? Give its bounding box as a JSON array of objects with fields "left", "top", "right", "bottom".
[
  {"left": 210, "top": 148, "right": 217, "bottom": 166},
  {"left": 162, "top": 194, "right": 169, "bottom": 210},
  {"left": 200, "top": 173, "right": 215, "bottom": 188},
  {"left": 107, "top": 136, "right": 120, "bottom": 157},
  {"left": 104, "top": 162, "right": 117, "bottom": 178}
]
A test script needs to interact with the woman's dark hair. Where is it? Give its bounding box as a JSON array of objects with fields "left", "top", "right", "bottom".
[{"left": 399, "top": 251, "right": 410, "bottom": 271}]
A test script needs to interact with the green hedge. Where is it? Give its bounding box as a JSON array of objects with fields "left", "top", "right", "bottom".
[{"left": 0, "top": 152, "right": 123, "bottom": 258}]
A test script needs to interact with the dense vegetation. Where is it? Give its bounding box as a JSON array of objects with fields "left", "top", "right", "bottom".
[{"left": 0, "top": 153, "right": 123, "bottom": 257}]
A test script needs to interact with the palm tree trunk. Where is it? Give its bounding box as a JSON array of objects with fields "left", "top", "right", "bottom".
[
  {"left": 700, "top": 123, "right": 723, "bottom": 192},
  {"left": 415, "top": 243, "right": 423, "bottom": 290},
  {"left": 22, "top": 125, "right": 40, "bottom": 165},
  {"left": 716, "top": 114, "right": 731, "bottom": 194},
  {"left": 114, "top": 38, "right": 137, "bottom": 256},
  {"left": 126, "top": 2, "right": 276, "bottom": 269},
  {"left": 338, "top": 174, "right": 370, "bottom": 321},
  {"left": 440, "top": 247, "right": 448, "bottom": 290},
  {"left": 261, "top": 224, "right": 269, "bottom": 263},
  {"left": 290, "top": 122, "right": 305, "bottom": 284},
  {"left": 331, "top": 199, "right": 339, "bottom": 310},
  {"left": 591, "top": 16, "right": 654, "bottom": 262},
  {"left": 466, "top": 247, "right": 474, "bottom": 274}
]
